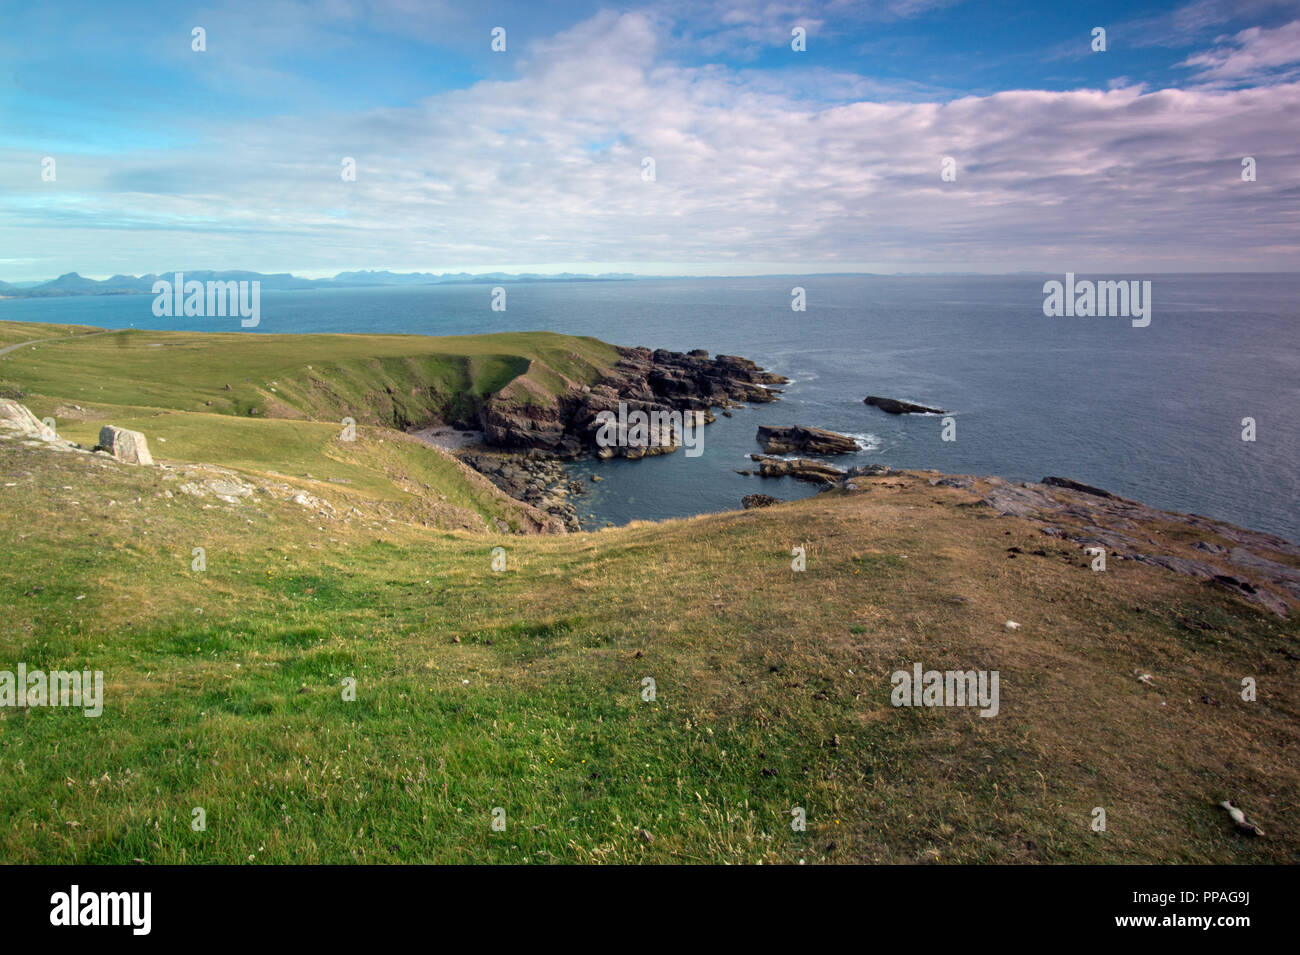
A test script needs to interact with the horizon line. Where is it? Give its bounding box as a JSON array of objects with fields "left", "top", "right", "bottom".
[{"left": 6, "top": 267, "right": 1300, "bottom": 287}]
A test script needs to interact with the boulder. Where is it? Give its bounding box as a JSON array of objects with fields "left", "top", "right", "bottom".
[
  {"left": 756, "top": 425, "right": 859, "bottom": 455},
  {"left": 749, "top": 454, "right": 846, "bottom": 483},
  {"left": 97, "top": 425, "right": 154, "bottom": 465},
  {"left": 742, "top": 494, "right": 781, "bottom": 509},
  {"left": 864, "top": 395, "right": 946, "bottom": 415},
  {"left": 0, "top": 399, "right": 55, "bottom": 439}
]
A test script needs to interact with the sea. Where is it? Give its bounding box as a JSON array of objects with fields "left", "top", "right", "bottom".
[{"left": 3, "top": 274, "right": 1297, "bottom": 541}]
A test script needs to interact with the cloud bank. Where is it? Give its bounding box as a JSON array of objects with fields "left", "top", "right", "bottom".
[{"left": 3, "top": 7, "right": 1298, "bottom": 277}]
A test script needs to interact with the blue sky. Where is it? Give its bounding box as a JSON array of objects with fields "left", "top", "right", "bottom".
[{"left": 2, "top": 0, "right": 1299, "bottom": 280}]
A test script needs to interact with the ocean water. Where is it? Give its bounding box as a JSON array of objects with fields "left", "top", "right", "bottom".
[{"left": 3, "top": 274, "right": 1297, "bottom": 540}]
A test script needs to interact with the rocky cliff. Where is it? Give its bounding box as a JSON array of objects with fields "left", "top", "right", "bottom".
[{"left": 478, "top": 346, "right": 786, "bottom": 457}]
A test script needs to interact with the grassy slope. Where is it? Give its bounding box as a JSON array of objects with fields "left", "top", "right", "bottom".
[
  {"left": 0, "top": 325, "right": 619, "bottom": 424},
  {"left": 0, "top": 322, "right": 1297, "bottom": 864},
  {"left": 0, "top": 324, "right": 621, "bottom": 533},
  {"left": 0, "top": 320, "right": 105, "bottom": 350}
]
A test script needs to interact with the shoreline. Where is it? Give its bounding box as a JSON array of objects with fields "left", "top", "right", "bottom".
[{"left": 2, "top": 316, "right": 1295, "bottom": 545}]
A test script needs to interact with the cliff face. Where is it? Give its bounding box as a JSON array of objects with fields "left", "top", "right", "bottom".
[{"left": 478, "top": 346, "right": 787, "bottom": 457}]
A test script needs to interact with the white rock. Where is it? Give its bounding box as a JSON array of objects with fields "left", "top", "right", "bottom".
[
  {"left": 98, "top": 425, "right": 154, "bottom": 465},
  {"left": 0, "top": 399, "right": 55, "bottom": 440}
]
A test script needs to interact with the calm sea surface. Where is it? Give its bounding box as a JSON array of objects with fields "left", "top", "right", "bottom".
[{"left": 4, "top": 274, "right": 1297, "bottom": 540}]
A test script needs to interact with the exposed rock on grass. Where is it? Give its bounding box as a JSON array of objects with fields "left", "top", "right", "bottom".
[
  {"left": 972, "top": 474, "right": 1298, "bottom": 616},
  {"left": 97, "top": 425, "right": 153, "bottom": 465}
]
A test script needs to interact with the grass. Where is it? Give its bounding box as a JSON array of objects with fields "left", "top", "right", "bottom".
[
  {"left": 0, "top": 319, "right": 106, "bottom": 349},
  {"left": 0, "top": 324, "right": 618, "bottom": 533},
  {"left": 0, "top": 326, "right": 620, "bottom": 425},
  {"left": 0, "top": 320, "right": 1296, "bottom": 863}
]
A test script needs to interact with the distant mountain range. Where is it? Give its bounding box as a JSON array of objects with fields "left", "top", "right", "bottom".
[{"left": 0, "top": 269, "right": 640, "bottom": 298}]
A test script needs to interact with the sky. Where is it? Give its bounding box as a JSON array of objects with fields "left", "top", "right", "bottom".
[{"left": 1, "top": 0, "right": 1298, "bottom": 281}]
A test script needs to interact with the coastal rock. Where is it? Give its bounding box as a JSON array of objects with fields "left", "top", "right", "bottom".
[
  {"left": 820, "top": 463, "right": 905, "bottom": 492},
  {"left": 970, "top": 475, "right": 1298, "bottom": 617},
  {"left": 479, "top": 346, "right": 787, "bottom": 458},
  {"left": 461, "top": 451, "right": 583, "bottom": 531},
  {"left": 480, "top": 399, "right": 578, "bottom": 456},
  {"left": 749, "top": 454, "right": 846, "bottom": 483},
  {"left": 741, "top": 494, "right": 781, "bottom": 509},
  {"left": 847, "top": 464, "right": 902, "bottom": 478},
  {"left": 864, "top": 395, "right": 946, "bottom": 415},
  {"left": 1225, "top": 547, "right": 1300, "bottom": 600},
  {"left": 930, "top": 475, "right": 975, "bottom": 489},
  {"left": 1042, "top": 476, "right": 1116, "bottom": 499},
  {"left": 97, "top": 425, "right": 154, "bottom": 465},
  {"left": 583, "top": 395, "right": 685, "bottom": 460},
  {"left": 756, "top": 425, "right": 859, "bottom": 455}
]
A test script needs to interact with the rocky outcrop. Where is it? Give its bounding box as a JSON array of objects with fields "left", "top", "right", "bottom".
[
  {"left": 971, "top": 474, "right": 1300, "bottom": 617},
  {"left": 749, "top": 454, "right": 846, "bottom": 483},
  {"left": 467, "top": 345, "right": 789, "bottom": 528},
  {"left": 865, "top": 395, "right": 946, "bottom": 415},
  {"left": 1042, "top": 476, "right": 1116, "bottom": 499},
  {"left": 480, "top": 347, "right": 787, "bottom": 458},
  {"left": 461, "top": 452, "right": 583, "bottom": 531},
  {"left": 807, "top": 466, "right": 1300, "bottom": 618},
  {"left": 97, "top": 425, "right": 154, "bottom": 465},
  {"left": 756, "top": 425, "right": 859, "bottom": 455},
  {"left": 741, "top": 493, "right": 781, "bottom": 509},
  {"left": 0, "top": 399, "right": 55, "bottom": 439},
  {"left": 816, "top": 463, "right": 906, "bottom": 492},
  {"left": 586, "top": 396, "right": 686, "bottom": 461}
]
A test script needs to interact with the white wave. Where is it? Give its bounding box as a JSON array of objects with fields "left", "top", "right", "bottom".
[{"left": 842, "top": 432, "right": 883, "bottom": 452}]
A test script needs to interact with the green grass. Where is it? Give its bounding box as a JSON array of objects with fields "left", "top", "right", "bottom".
[
  {"left": 0, "top": 326, "right": 619, "bottom": 426},
  {"left": 0, "top": 320, "right": 1297, "bottom": 864},
  {"left": 0, "top": 319, "right": 104, "bottom": 349},
  {"left": 1, "top": 435, "right": 1297, "bottom": 863},
  {"left": 0, "top": 323, "right": 618, "bottom": 533}
]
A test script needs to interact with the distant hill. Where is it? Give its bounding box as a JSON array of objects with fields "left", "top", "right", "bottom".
[{"left": 0, "top": 269, "right": 640, "bottom": 298}]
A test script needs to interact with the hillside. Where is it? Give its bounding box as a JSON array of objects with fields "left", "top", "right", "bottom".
[
  {"left": 0, "top": 320, "right": 1296, "bottom": 864},
  {"left": 0, "top": 321, "right": 633, "bottom": 534}
]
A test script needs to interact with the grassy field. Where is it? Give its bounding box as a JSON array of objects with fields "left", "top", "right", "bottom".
[
  {"left": 0, "top": 322, "right": 619, "bottom": 424},
  {"left": 0, "top": 320, "right": 106, "bottom": 350},
  {"left": 0, "top": 323, "right": 622, "bottom": 534},
  {"left": 1, "top": 321, "right": 1297, "bottom": 863}
]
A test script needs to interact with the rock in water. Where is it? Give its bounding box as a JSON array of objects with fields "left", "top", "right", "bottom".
[
  {"left": 98, "top": 425, "right": 154, "bottom": 465},
  {"left": 748, "top": 454, "right": 847, "bottom": 483},
  {"left": 864, "top": 395, "right": 946, "bottom": 415},
  {"left": 756, "top": 425, "right": 859, "bottom": 455}
]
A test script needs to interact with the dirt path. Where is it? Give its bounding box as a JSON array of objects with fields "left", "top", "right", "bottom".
[{"left": 0, "top": 327, "right": 114, "bottom": 358}]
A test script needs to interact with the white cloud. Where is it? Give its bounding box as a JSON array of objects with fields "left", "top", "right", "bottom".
[
  {"left": 1181, "top": 19, "right": 1300, "bottom": 82},
  {"left": 3, "top": 9, "right": 1299, "bottom": 275}
]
